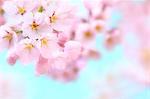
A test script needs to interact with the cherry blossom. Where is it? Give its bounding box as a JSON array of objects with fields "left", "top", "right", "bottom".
[
  {"left": 38, "top": 34, "right": 61, "bottom": 58},
  {"left": 116, "top": 0, "right": 150, "bottom": 86},
  {"left": 0, "top": 25, "right": 17, "bottom": 51},
  {"left": 0, "top": 0, "right": 84, "bottom": 82},
  {"left": 0, "top": 0, "right": 121, "bottom": 82},
  {"left": 16, "top": 39, "right": 40, "bottom": 65},
  {"left": 2, "top": 0, "right": 35, "bottom": 24},
  {"left": 7, "top": 48, "right": 19, "bottom": 65},
  {"left": 22, "top": 12, "right": 50, "bottom": 38}
]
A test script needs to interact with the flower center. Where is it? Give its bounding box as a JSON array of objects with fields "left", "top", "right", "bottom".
[
  {"left": 38, "top": 6, "right": 45, "bottom": 13},
  {"left": 30, "top": 21, "right": 39, "bottom": 30},
  {"left": 141, "top": 48, "right": 150, "bottom": 65},
  {"left": 0, "top": 8, "right": 4, "bottom": 15},
  {"left": 41, "top": 38, "right": 48, "bottom": 47},
  {"left": 95, "top": 25, "right": 103, "bottom": 32},
  {"left": 18, "top": 7, "right": 26, "bottom": 15},
  {"left": 24, "top": 43, "right": 34, "bottom": 51},
  {"left": 15, "top": 30, "right": 23, "bottom": 35},
  {"left": 49, "top": 12, "right": 58, "bottom": 23},
  {"left": 3, "top": 33, "right": 12, "bottom": 41},
  {"left": 84, "top": 31, "right": 93, "bottom": 39}
]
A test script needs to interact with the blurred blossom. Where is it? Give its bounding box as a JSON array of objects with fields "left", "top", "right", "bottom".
[
  {"left": 116, "top": 0, "right": 150, "bottom": 86},
  {"left": 90, "top": 65, "right": 145, "bottom": 99},
  {"left": 0, "top": 73, "right": 26, "bottom": 99}
]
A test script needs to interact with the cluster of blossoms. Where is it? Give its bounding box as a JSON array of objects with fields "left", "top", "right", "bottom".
[
  {"left": 0, "top": 0, "right": 121, "bottom": 82},
  {"left": 0, "top": 0, "right": 84, "bottom": 82},
  {"left": 0, "top": 0, "right": 148, "bottom": 88},
  {"left": 75, "top": 0, "right": 121, "bottom": 51}
]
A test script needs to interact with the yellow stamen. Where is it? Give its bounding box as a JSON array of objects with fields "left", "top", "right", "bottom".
[
  {"left": 41, "top": 38, "right": 48, "bottom": 47},
  {"left": 95, "top": 25, "right": 103, "bottom": 32},
  {"left": 84, "top": 31, "right": 93, "bottom": 39},
  {"left": 38, "top": 6, "right": 44, "bottom": 13},
  {"left": 24, "top": 43, "right": 34, "bottom": 51},
  {"left": 0, "top": 8, "right": 4, "bottom": 15},
  {"left": 15, "top": 30, "right": 23, "bottom": 35},
  {"left": 18, "top": 7, "right": 26, "bottom": 15},
  {"left": 50, "top": 15, "right": 57, "bottom": 23},
  {"left": 30, "top": 21, "right": 39, "bottom": 30},
  {"left": 3, "top": 33, "right": 12, "bottom": 41}
]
